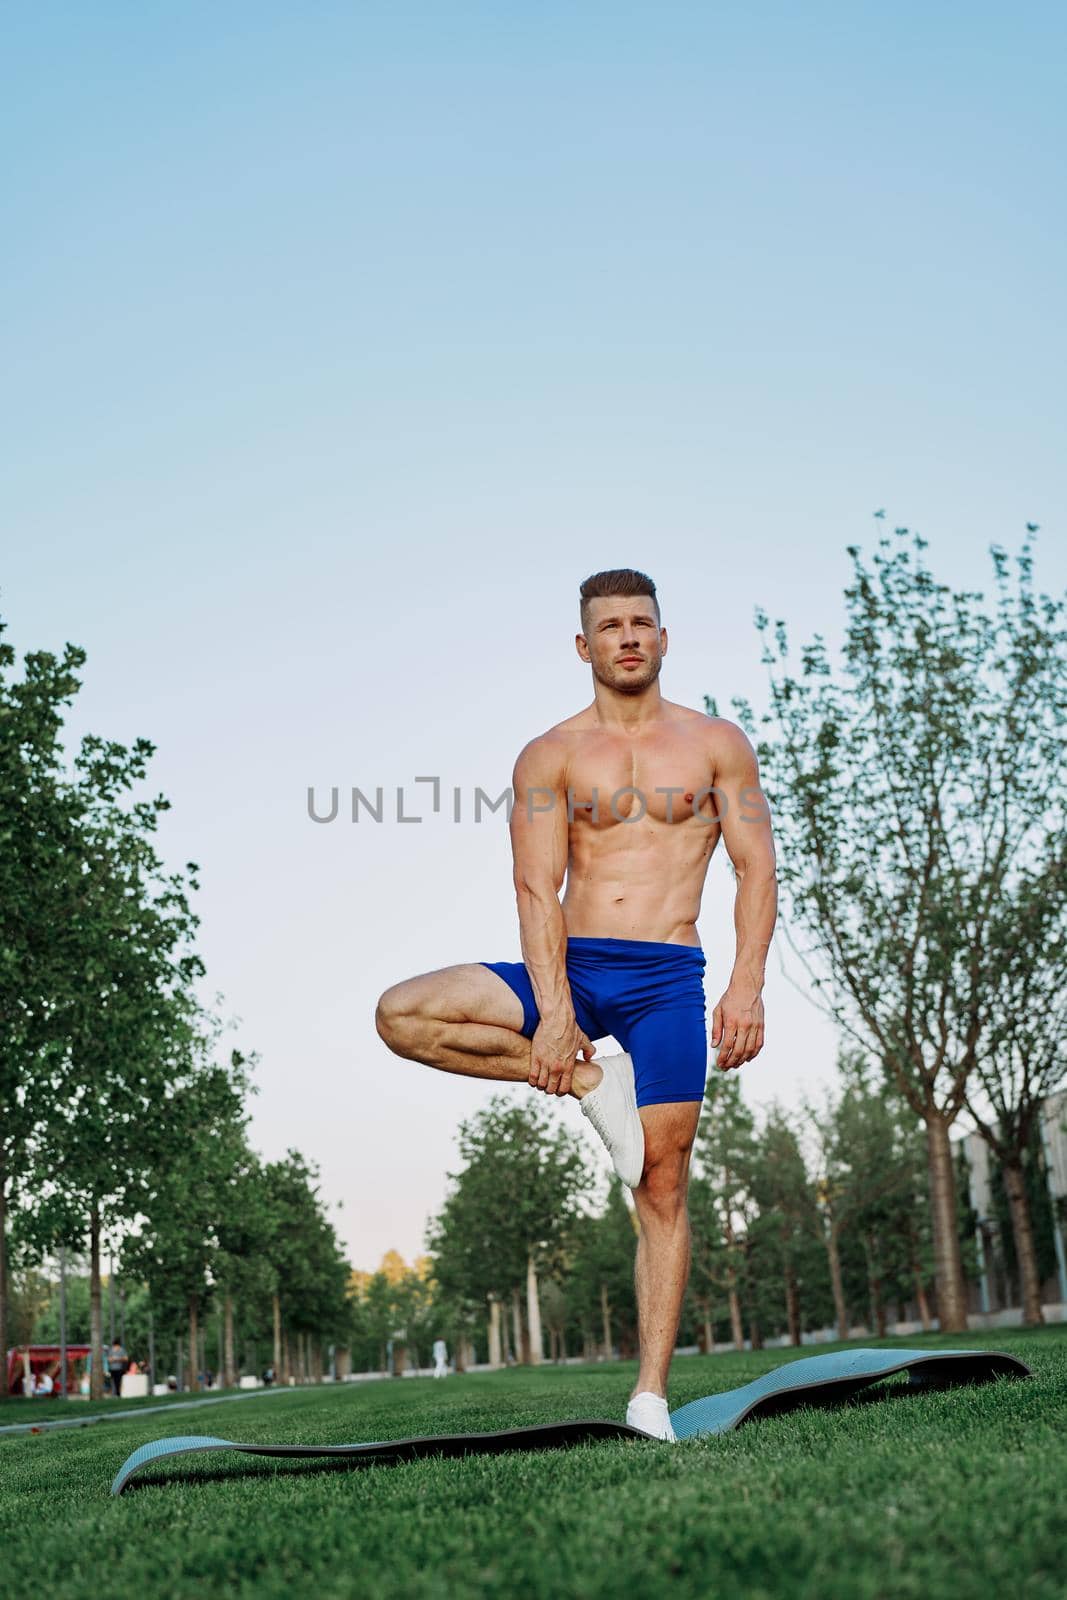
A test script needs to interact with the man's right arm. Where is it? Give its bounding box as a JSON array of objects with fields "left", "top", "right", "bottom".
[
  {"left": 509, "top": 735, "right": 594, "bottom": 1094},
  {"left": 510, "top": 735, "right": 571, "bottom": 1022}
]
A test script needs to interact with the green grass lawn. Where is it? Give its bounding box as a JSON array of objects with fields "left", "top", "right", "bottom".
[{"left": 2, "top": 1327, "right": 1064, "bottom": 1600}]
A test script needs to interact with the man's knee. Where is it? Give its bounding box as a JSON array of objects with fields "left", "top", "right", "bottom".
[
  {"left": 636, "top": 1111, "right": 698, "bottom": 1214},
  {"left": 375, "top": 985, "right": 418, "bottom": 1053},
  {"left": 637, "top": 1149, "right": 691, "bottom": 1217}
]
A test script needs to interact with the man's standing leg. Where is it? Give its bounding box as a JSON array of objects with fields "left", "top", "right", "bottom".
[{"left": 626, "top": 1101, "right": 701, "bottom": 1437}]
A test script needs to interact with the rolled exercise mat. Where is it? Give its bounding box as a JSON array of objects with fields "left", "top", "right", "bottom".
[{"left": 111, "top": 1346, "right": 1031, "bottom": 1494}]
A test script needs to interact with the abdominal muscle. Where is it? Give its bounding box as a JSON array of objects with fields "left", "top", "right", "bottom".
[{"left": 560, "top": 813, "right": 719, "bottom": 947}]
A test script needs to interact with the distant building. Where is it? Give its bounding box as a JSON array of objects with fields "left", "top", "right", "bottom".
[{"left": 951, "top": 1085, "right": 1067, "bottom": 1319}]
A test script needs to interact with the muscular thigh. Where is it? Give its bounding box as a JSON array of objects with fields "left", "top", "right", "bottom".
[
  {"left": 640, "top": 1101, "right": 702, "bottom": 1166},
  {"left": 380, "top": 963, "right": 526, "bottom": 1031}
]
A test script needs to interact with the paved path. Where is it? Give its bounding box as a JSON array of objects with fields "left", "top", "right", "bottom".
[{"left": 0, "top": 1383, "right": 317, "bottom": 1437}]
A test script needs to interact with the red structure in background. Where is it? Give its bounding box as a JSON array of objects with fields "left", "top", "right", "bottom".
[{"left": 6, "top": 1344, "right": 91, "bottom": 1396}]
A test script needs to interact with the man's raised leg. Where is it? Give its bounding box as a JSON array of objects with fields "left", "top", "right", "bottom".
[
  {"left": 375, "top": 964, "right": 647, "bottom": 1184},
  {"left": 375, "top": 963, "right": 600, "bottom": 1095}
]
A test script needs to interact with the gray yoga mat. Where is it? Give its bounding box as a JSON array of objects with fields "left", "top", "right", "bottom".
[{"left": 110, "top": 1345, "right": 1031, "bottom": 1494}]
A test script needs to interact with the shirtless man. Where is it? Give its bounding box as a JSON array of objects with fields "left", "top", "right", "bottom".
[{"left": 374, "top": 567, "right": 778, "bottom": 1439}]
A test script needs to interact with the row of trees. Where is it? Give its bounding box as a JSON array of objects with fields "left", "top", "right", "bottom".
[
  {"left": 0, "top": 614, "right": 350, "bottom": 1396},
  {"left": 19, "top": 1046, "right": 1061, "bottom": 1382},
  {"left": 11, "top": 1144, "right": 352, "bottom": 1391}
]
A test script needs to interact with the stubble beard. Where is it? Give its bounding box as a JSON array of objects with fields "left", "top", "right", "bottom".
[{"left": 594, "top": 654, "right": 663, "bottom": 695}]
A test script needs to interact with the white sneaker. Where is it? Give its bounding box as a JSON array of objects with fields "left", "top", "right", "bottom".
[
  {"left": 579, "top": 1051, "right": 645, "bottom": 1188},
  {"left": 626, "top": 1391, "right": 677, "bottom": 1442}
]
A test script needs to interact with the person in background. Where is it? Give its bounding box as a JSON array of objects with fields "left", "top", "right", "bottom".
[
  {"left": 107, "top": 1339, "right": 128, "bottom": 1397},
  {"left": 35, "top": 1369, "right": 54, "bottom": 1396},
  {"left": 432, "top": 1338, "right": 449, "bottom": 1379}
]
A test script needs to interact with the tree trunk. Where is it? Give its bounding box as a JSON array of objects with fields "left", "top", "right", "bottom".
[
  {"left": 784, "top": 1260, "right": 801, "bottom": 1345},
  {"left": 825, "top": 1222, "right": 849, "bottom": 1341},
  {"left": 723, "top": 1215, "right": 747, "bottom": 1351},
  {"left": 911, "top": 1254, "right": 933, "bottom": 1329},
  {"left": 702, "top": 1304, "right": 714, "bottom": 1354},
  {"left": 89, "top": 1206, "right": 104, "bottom": 1400},
  {"left": 487, "top": 1296, "right": 502, "bottom": 1367},
  {"left": 0, "top": 1162, "right": 8, "bottom": 1398},
  {"left": 1002, "top": 1159, "right": 1045, "bottom": 1326},
  {"left": 511, "top": 1287, "right": 525, "bottom": 1364},
  {"left": 867, "top": 1247, "right": 887, "bottom": 1338},
  {"left": 728, "top": 1285, "right": 745, "bottom": 1350},
  {"left": 525, "top": 1253, "right": 543, "bottom": 1365},
  {"left": 925, "top": 1113, "right": 969, "bottom": 1331},
  {"left": 748, "top": 1309, "right": 763, "bottom": 1350},
  {"left": 600, "top": 1281, "right": 612, "bottom": 1358},
  {"left": 272, "top": 1292, "right": 282, "bottom": 1375},
  {"left": 223, "top": 1293, "right": 237, "bottom": 1387},
  {"left": 188, "top": 1294, "right": 200, "bottom": 1392}
]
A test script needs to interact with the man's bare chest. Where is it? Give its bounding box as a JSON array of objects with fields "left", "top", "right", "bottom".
[{"left": 563, "top": 731, "right": 715, "bottom": 826}]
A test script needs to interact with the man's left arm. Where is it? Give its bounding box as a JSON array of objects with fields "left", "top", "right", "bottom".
[{"left": 710, "top": 722, "right": 778, "bottom": 1071}]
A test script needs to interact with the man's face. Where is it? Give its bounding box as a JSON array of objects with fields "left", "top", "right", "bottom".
[{"left": 577, "top": 594, "right": 666, "bottom": 693}]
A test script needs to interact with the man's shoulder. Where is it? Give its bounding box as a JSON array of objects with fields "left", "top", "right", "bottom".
[
  {"left": 511, "top": 724, "right": 572, "bottom": 786},
  {"left": 662, "top": 702, "right": 751, "bottom": 745}
]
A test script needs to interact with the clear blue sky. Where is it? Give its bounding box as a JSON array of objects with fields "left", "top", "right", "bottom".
[{"left": 4, "top": 2, "right": 1065, "bottom": 1268}]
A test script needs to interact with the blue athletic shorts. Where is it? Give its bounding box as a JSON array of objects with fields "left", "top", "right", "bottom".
[{"left": 479, "top": 936, "right": 709, "bottom": 1107}]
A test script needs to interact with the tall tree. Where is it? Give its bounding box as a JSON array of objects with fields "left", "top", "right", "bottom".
[
  {"left": 260, "top": 1151, "right": 352, "bottom": 1382},
  {"left": 213, "top": 1143, "right": 277, "bottom": 1387},
  {"left": 726, "top": 525, "right": 1066, "bottom": 1330},
  {"left": 690, "top": 1074, "right": 760, "bottom": 1350},
  {"left": 962, "top": 823, "right": 1067, "bottom": 1323},
  {"left": 427, "top": 1096, "right": 593, "bottom": 1363},
  {"left": 746, "top": 1105, "right": 822, "bottom": 1345},
  {"left": 563, "top": 1181, "right": 639, "bottom": 1358},
  {"left": 121, "top": 1051, "right": 250, "bottom": 1391},
  {"left": 802, "top": 1050, "right": 936, "bottom": 1338},
  {"left": 0, "top": 625, "right": 86, "bottom": 1395},
  {"left": 25, "top": 736, "right": 204, "bottom": 1398}
]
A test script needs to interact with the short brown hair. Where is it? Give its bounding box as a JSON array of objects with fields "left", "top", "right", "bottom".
[{"left": 579, "top": 568, "right": 660, "bottom": 632}]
